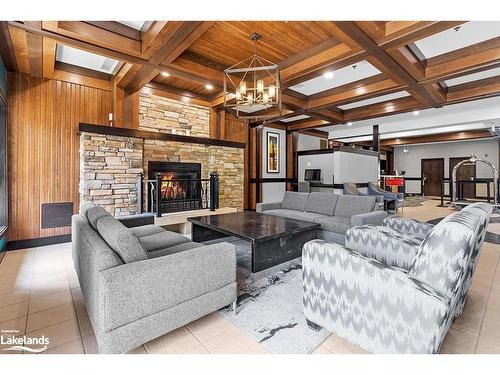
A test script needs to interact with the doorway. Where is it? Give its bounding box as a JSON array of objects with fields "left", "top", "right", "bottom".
[
  {"left": 450, "top": 157, "right": 476, "bottom": 199},
  {"left": 421, "top": 158, "right": 444, "bottom": 197}
]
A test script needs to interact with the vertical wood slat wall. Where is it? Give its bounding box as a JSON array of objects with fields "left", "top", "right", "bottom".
[{"left": 7, "top": 72, "right": 111, "bottom": 241}]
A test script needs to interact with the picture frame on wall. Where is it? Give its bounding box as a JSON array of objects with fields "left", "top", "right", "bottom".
[{"left": 266, "top": 131, "right": 280, "bottom": 174}]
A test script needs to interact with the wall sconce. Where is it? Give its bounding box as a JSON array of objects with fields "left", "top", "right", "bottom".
[{"left": 403, "top": 145, "right": 410, "bottom": 154}]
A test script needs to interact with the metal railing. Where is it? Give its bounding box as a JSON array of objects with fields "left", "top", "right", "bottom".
[{"left": 140, "top": 172, "right": 219, "bottom": 217}]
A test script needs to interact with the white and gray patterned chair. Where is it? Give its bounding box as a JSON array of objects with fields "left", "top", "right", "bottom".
[{"left": 303, "top": 203, "right": 492, "bottom": 353}]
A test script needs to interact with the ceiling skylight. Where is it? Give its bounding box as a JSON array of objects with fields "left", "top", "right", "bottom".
[
  {"left": 444, "top": 66, "right": 500, "bottom": 87},
  {"left": 281, "top": 115, "right": 310, "bottom": 122},
  {"left": 55, "top": 45, "right": 120, "bottom": 74},
  {"left": 289, "top": 60, "right": 381, "bottom": 96},
  {"left": 414, "top": 21, "right": 500, "bottom": 59},
  {"left": 117, "top": 21, "right": 147, "bottom": 30},
  {"left": 338, "top": 91, "right": 411, "bottom": 110}
]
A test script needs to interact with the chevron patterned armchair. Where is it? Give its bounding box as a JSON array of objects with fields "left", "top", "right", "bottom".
[{"left": 302, "top": 203, "right": 492, "bottom": 353}]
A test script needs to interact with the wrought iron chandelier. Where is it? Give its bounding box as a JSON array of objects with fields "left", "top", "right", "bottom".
[{"left": 223, "top": 33, "right": 281, "bottom": 120}]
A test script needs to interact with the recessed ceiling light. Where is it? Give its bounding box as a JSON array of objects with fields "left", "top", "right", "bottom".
[
  {"left": 323, "top": 71, "right": 334, "bottom": 79},
  {"left": 412, "top": 110, "right": 420, "bottom": 116},
  {"left": 346, "top": 122, "right": 353, "bottom": 126},
  {"left": 205, "top": 84, "right": 214, "bottom": 90},
  {"left": 161, "top": 71, "right": 170, "bottom": 77}
]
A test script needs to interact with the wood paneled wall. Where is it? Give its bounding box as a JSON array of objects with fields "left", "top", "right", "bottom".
[{"left": 7, "top": 72, "right": 111, "bottom": 241}]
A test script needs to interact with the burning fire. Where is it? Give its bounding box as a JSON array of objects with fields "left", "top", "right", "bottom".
[{"left": 161, "top": 173, "right": 187, "bottom": 200}]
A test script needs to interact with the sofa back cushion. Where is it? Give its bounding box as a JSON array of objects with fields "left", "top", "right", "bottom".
[
  {"left": 334, "top": 195, "right": 375, "bottom": 217},
  {"left": 343, "top": 183, "right": 359, "bottom": 196},
  {"left": 305, "top": 193, "right": 338, "bottom": 216},
  {"left": 281, "top": 191, "right": 310, "bottom": 211},
  {"left": 80, "top": 200, "right": 96, "bottom": 221},
  {"left": 86, "top": 206, "right": 111, "bottom": 230},
  {"left": 409, "top": 210, "right": 479, "bottom": 298},
  {"left": 96, "top": 216, "right": 148, "bottom": 263}
]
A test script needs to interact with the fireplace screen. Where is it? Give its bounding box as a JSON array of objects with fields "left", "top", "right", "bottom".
[{"left": 147, "top": 161, "right": 205, "bottom": 213}]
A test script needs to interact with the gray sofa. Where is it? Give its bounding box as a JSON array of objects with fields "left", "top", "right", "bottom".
[
  {"left": 303, "top": 202, "right": 492, "bottom": 353},
  {"left": 72, "top": 201, "right": 237, "bottom": 354},
  {"left": 256, "top": 191, "right": 387, "bottom": 245}
]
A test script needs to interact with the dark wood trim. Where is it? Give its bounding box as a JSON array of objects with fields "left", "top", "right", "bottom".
[
  {"left": 7, "top": 234, "right": 72, "bottom": 251},
  {"left": 296, "top": 146, "right": 379, "bottom": 157},
  {"left": 55, "top": 61, "right": 112, "bottom": 81},
  {"left": 79, "top": 123, "right": 246, "bottom": 149},
  {"left": 256, "top": 126, "right": 262, "bottom": 203},
  {"left": 250, "top": 178, "right": 296, "bottom": 183},
  {"left": 299, "top": 129, "right": 329, "bottom": 139}
]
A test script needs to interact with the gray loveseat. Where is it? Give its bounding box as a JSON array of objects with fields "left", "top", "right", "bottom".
[
  {"left": 256, "top": 191, "right": 387, "bottom": 244},
  {"left": 72, "top": 201, "right": 237, "bottom": 353}
]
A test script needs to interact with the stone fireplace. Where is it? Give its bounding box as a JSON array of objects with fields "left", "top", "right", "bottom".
[{"left": 79, "top": 90, "right": 244, "bottom": 217}]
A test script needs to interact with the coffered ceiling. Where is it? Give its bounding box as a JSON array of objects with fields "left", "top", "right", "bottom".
[{"left": 1, "top": 20, "right": 499, "bottom": 132}]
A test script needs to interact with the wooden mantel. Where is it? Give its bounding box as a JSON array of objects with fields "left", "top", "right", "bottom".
[{"left": 79, "top": 123, "right": 246, "bottom": 149}]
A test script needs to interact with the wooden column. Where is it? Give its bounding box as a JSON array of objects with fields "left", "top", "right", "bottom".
[
  {"left": 112, "top": 78, "right": 139, "bottom": 129},
  {"left": 373, "top": 124, "right": 380, "bottom": 153}
]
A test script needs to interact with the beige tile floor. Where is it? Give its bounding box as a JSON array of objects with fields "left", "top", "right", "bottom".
[{"left": 0, "top": 199, "right": 499, "bottom": 354}]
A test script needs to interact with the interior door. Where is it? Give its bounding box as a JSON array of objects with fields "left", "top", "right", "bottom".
[
  {"left": 421, "top": 158, "right": 444, "bottom": 197},
  {"left": 450, "top": 157, "right": 476, "bottom": 199}
]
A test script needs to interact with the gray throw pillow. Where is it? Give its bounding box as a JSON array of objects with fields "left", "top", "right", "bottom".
[{"left": 96, "top": 216, "right": 148, "bottom": 263}]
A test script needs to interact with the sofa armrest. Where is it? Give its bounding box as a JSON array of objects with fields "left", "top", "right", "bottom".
[
  {"left": 345, "top": 225, "right": 421, "bottom": 269},
  {"left": 382, "top": 216, "right": 434, "bottom": 239},
  {"left": 302, "top": 239, "right": 450, "bottom": 353},
  {"left": 351, "top": 210, "right": 387, "bottom": 227},
  {"left": 256, "top": 201, "right": 282, "bottom": 213},
  {"left": 96, "top": 242, "right": 236, "bottom": 333},
  {"left": 117, "top": 213, "right": 155, "bottom": 228}
]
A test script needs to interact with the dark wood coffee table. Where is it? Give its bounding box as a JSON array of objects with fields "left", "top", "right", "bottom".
[{"left": 188, "top": 211, "right": 320, "bottom": 273}]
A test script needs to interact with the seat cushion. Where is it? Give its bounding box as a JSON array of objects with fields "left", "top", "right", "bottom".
[
  {"left": 138, "top": 231, "right": 191, "bottom": 252},
  {"left": 147, "top": 242, "right": 204, "bottom": 258},
  {"left": 305, "top": 193, "right": 338, "bottom": 216},
  {"left": 96, "top": 216, "right": 148, "bottom": 263},
  {"left": 87, "top": 206, "right": 112, "bottom": 230},
  {"left": 281, "top": 191, "right": 310, "bottom": 211},
  {"left": 313, "top": 216, "right": 351, "bottom": 234},
  {"left": 334, "top": 195, "right": 375, "bottom": 218},
  {"left": 264, "top": 209, "right": 325, "bottom": 222},
  {"left": 130, "top": 224, "right": 165, "bottom": 239}
]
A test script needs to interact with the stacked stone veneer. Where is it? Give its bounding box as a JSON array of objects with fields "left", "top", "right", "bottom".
[
  {"left": 80, "top": 133, "right": 143, "bottom": 216},
  {"left": 139, "top": 92, "right": 209, "bottom": 137},
  {"left": 80, "top": 94, "right": 244, "bottom": 215}
]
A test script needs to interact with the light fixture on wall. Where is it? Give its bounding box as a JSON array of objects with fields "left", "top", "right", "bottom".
[
  {"left": 223, "top": 32, "right": 281, "bottom": 120},
  {"left": 403, "top": 145, "right": 410, "bottom": 154}
]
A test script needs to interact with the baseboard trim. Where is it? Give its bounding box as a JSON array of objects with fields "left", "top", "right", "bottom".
[{"left": 7, "top": 234, "right": 72, "bottom": 251}]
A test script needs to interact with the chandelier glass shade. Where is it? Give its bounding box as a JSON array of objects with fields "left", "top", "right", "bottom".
[{"left": 223, "top": 33, "right": 281, "bottom": 120}]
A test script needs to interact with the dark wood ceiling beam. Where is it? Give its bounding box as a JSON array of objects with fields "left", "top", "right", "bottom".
[
  {"left": 344, "top": 96, "right": 426, "bottom": 122},
  {"left": 287, "top": 118, "right": 331, "bottom": 131},
  {"left": 446, "top": 75, "right": 500, "bottom": 103},
  {"left": 280, "top": 41, "right": 361, "bottom": 85},
  {"left": 423, "top": 38, "right": 500, "bottom": 82},
  {"left": 8, "top": 21, "right": 216, "bottom": 90},
  {"left": 334, "top": 21, "right": 441, "bottom": 107},
  {"left": 144, "top": 81, "right": 212, "bottom": 102},
  {"left": 125, "top": 22, "right": 214, "bottom": 93},
  {"left": 84, "top": 21, "right": 142, "bottom": 41},
  {"left": 306, "top": 108, "right": 344, "bottom": 123},
  {"left": 299, "top": 129, "right": 329, "bottom": 139},
  {"left": 55, "top": 61, "right": 112, "bottom": 81},
  {"left": 0, "top": 22, "right": 18, "bottom": 71}
]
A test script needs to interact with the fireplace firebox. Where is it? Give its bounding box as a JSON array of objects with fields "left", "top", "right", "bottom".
[{"left": 147, "top": 161, "right": 204, "bottom": 213}]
